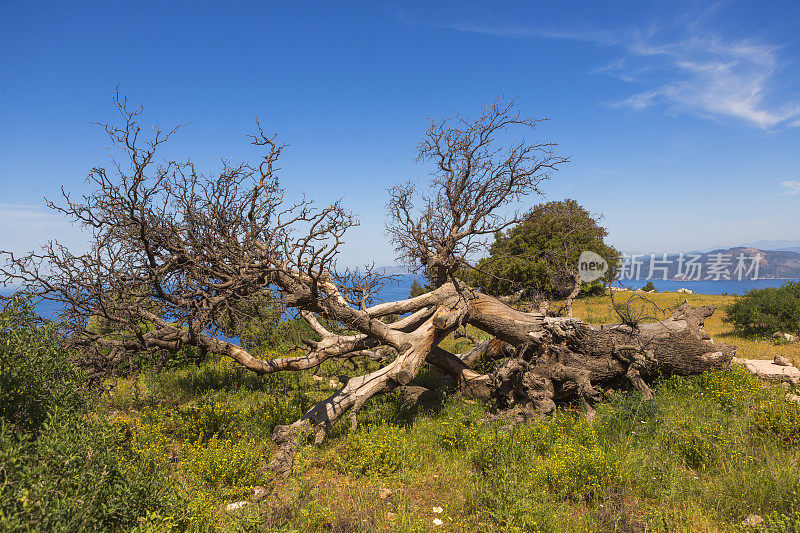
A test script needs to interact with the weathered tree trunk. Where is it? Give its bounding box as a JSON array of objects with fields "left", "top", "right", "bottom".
[
  {"left": 565, "top": 272, "right": 581, "bottom": 318},
  {"left": 268, "top": 284, "right": 734, "bottom": 474},
  {"left": 472, "top": 299, "right": 734, "bottom": 417}
]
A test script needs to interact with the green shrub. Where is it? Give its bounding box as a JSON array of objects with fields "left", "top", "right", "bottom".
[
  {"left": 641, "top": 281, "right": 656, "bottom": 292},
  {"left": 0, "top": 293, "right": 181, "bottom": 531},
  {"left": 0, "top": 294, "right": 85, "bottom": 434},
  {"left": 579, "top": 281, "right": 607, "bottom": 297},
  {"left": 0, "top": 415, "right": 181, "bottom": 532},
  {"left": 408, "top": 279, "right": 433, "bottom": 298},
  {"left": 724, "top": 281, "right": 800, "bottom": 336},
  {"left": 473, "top": 199, "right": 620, "bottom": 298}
]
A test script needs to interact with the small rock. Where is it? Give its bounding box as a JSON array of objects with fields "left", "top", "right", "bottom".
[
  {"left": 329, "top": 379, "right": 339, "bottom": 388},
  {"left": 775, "top": 355, "right": 793, "bottom": 367},
  {"left": 433, "top": 518, "right": 444, "bottom": 526},
  {"left": 432, "top": 506, "right": 443, "bottom": 513},
  {"left": 786, "top": 394, "right": 800, "bottom": 405},
  {"left": 741, "top": 514, "right": 764, "bottom": 527},
  {"left": 379, "top": 488, "right": 392, "bottom": 500},
  {"left": 386, "top": 512, "right": 396, "bottom": 523},
  {"left": 312, "top": 375, "right": 324, "bottom": 382},
  {"left": 252, "top": 486, "right": 268, "bottom": 501},
  {"left": 774, "top": 332, "right": 797, "bottom": 343},
  {"left": 225, "top": 501, "right": 248, "bottom": 512},
  {"left": 677, "top": 288, "right": 694, "bottom": 294},
  {"left": 733, "top": 358, "right": 800, "bottom": 385}
]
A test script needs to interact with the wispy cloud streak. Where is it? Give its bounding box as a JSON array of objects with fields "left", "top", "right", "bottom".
[
  {"left": 446, "top": 19, "right": 800, "bottom": 130},
  {"left": 0, "top": 204, "right": 51, "bottom": 219},
  {"left": 781, "top": 180, "right": 800, "bottom": 195}
]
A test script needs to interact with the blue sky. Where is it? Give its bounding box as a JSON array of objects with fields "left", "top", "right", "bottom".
[{"left": 1, "top": 1, "right": 799, "bottom": 266}]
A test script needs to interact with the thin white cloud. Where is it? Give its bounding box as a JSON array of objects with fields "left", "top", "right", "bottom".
[
  {"left": 0, "top": 203, "right": 51, "bottom": 219},
  {"left": 609, "top": 34, "right": 800, "bottom": 130},
  {"left": 781, "top": 180, "right": 800, "bottom": 195},
  {"left": 441, "top": 22, "right": 617, "bottom": 45},
  {"left": 0, "top": 203, "right": 88, "bottom": 258},
  {"left": 445, "top": 19, "right": 800, "bottom": 130}
]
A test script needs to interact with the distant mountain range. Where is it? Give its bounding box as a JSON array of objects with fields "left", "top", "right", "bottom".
[
  {"left": 693, "top": 239, "right": 800, "bottom": 255},
  {"left": 376, "top": 265, "right": 413, "bottom": 276},
  {"left": 736, "top": 240, "right": 800, "bottom": 256}
]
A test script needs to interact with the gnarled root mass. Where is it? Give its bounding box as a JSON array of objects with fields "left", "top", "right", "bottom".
[{"left": 488, "top": 301, "right": 735, "bottom": 419}]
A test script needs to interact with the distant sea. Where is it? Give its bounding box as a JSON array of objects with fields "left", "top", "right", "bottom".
[
  {"left": 375, "top": 275, "right": 799, "bottom": 302},
  {"left": 3, "top": 276, "right": 797, "bottom": 321},
  {"left": 609, "top": 278, "right": 798, "bottom": 295}
]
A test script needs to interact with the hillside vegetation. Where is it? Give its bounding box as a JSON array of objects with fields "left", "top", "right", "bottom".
[{"left": 3, "top": 291, "right": 800, "bottom": 532}]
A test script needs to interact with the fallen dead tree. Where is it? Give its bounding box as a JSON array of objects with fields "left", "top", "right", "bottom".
[{"left": 0, "top": 95, "right": 735, "bottom": 475}]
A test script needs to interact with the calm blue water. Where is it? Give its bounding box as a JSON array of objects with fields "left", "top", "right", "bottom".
[
  {"left": 373, "top": 275, "right": 800, "bottom": 300},
  {"left": 612, "top": 278, "right": 797, "bottom": 295},
  {"left": 4, "top": 275, "right": 796, "bottom": 321}
]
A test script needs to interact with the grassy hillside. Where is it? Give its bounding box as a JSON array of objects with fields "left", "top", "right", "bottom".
[
  {"left": 6, "top": 292, "right": 800, "bottom": 532},
  {"left": 87, "top": 292, "right": 800, "bottom": 532}
]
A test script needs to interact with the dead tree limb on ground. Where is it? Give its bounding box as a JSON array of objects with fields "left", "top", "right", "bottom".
[{"left": 0, "top": 95, "right": 734, "bottom": 475}]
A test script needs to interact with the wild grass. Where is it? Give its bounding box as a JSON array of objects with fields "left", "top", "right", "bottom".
[{"left": 40, "top": 291, "right": 800, "bottom": 531}]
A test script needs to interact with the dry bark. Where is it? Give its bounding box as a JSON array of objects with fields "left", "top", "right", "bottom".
[
  {"left": 483, "top": 299, "right": 734, "bottom": 418},
  {"left": 267, "top": 288, "right": 733, "bottom": 473}
]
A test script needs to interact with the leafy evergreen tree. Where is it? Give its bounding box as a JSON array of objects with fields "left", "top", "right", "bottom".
[{"left": 471, "top": 199, "right": 620, "bottom": 298}]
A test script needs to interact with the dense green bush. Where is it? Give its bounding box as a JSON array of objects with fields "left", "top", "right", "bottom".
[
  {"left": 472, "top": 199, "right": 620, "bottom": 297},
  {"left": 408, "top": 278, "right": 432, "bottom": 298},
  {"left": 723, "top": 281, "right": 800, "bottom": 336},
  {"left": 0, "top": 413, "right": 181, "bottom": 532},
  {"left": 579, "top": 281, "right": 607, "bottom": 297},
  {"left": 0, "top": 293, "right": 180, "bottom": 531},
  {"left": 0, "top": 295, "right": 85, "bottom": 434}
]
